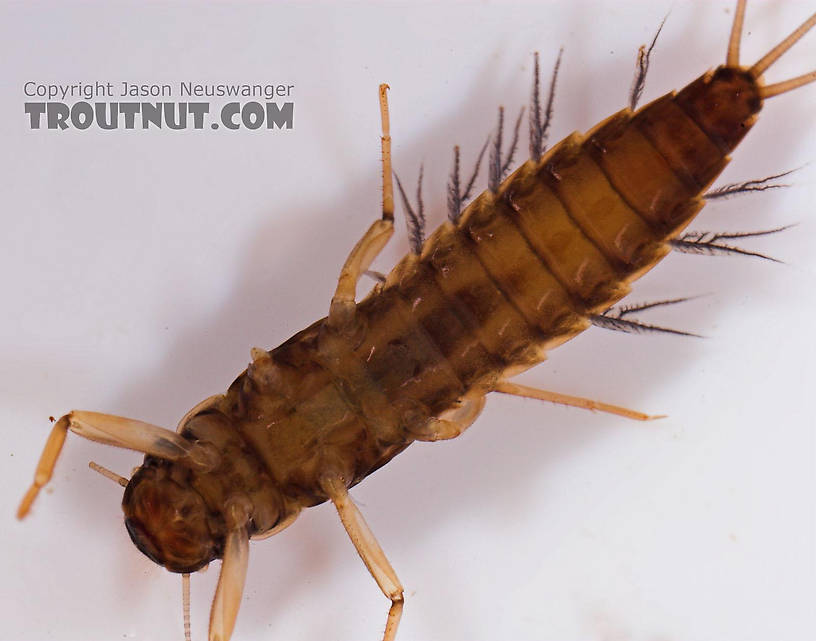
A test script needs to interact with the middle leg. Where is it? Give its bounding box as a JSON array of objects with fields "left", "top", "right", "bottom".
[{"left": 320, "top": 473, "right": 404, "bottom": 641}]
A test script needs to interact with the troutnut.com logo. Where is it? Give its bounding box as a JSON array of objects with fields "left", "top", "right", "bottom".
[{"left": 23, "top": 81, "right": 295, "bottom": 131}]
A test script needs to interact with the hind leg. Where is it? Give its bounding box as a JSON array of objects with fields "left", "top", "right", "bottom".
[
  {"left": 329, "top": 84, "right": 395, "bottom": 330},
  {"left": 494, "top": 381, "right": 662, "bottom": 421},
  {"left": 406, "top": 392, "right": 487, "bottom": 441},
  {"left": 409, "top": 381, "right": 660, "bottom": 446}
]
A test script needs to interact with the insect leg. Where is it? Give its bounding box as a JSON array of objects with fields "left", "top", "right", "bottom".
[
  {"left": 493, "top": 381, "right": 664, "bottom": 422},
  {"left": 320, "top": 473, "right": 404, "bottom": 641},
  {"left": 17, "top": 411, "right": 219, "bottom": 519},
  {"left": 328, "top": 83, "right": 396, "bottom": 330},
  {"left": 209, "top": 496, "right": 252, "bottom": 641},
  {"left": 406, "top": 393, "right": 486, "bottom": 441}
]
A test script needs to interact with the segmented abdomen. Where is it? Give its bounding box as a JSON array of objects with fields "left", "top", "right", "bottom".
[
  {"left": 228, "top": 69, "right": 760, "bottom": 506},
  {"left": 354, "top": 73, "right": 755, "bottom": 420}
]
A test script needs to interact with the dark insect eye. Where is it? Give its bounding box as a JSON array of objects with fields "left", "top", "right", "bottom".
[{"left": 124, "top": 517, "right": 163, "bottom": 566}]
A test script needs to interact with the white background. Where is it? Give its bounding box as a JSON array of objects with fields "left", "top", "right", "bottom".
[{"left": 1, "top": 1, "right": 814, "bottom": 640}]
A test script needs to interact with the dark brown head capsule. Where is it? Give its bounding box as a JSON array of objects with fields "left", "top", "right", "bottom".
[{"left": 122, "top": 460, "right": 223, "bottom": 573}]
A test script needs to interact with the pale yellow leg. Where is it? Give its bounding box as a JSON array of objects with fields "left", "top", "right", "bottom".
[
  {"left": 328, "top": 84, "right": 395, "bottom": 330},
  {"left": 208, "top": 496, "right": 252, "bottom": 641},
  {"left": 407, "top": 393, "right": 486, "bottom": 441},
  {"left": 320, "top": 474, "right": 404, "bottom": 641},
  {"left": 493, "top": 381, "right": 664, "bottom": 422},
  {"left": 17, "top": 411, "right": 219, "bottom": 519},
  {"left": 17, "top": 416, "right": 69, "bottom": 519}
]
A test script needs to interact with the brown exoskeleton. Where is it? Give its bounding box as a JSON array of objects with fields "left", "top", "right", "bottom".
[{"left": 17, "top": 2, "right": 816, "bottom": 640}]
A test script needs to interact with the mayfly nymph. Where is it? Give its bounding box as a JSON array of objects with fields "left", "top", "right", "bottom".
[{"left": 16, "top": 2, "right": 816, "bottom": 640}]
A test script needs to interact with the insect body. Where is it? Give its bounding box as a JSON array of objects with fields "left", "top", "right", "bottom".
[{"left": 15, "top": 2, "right": 816, "bottom": 640}]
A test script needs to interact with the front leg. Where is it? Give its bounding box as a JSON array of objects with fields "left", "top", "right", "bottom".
[
  {"left": 328, "top": 84, "right": 395, "bottom": 330},
  {"left": 18, "top": 411, "right": 218, "bottom": 519}
]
